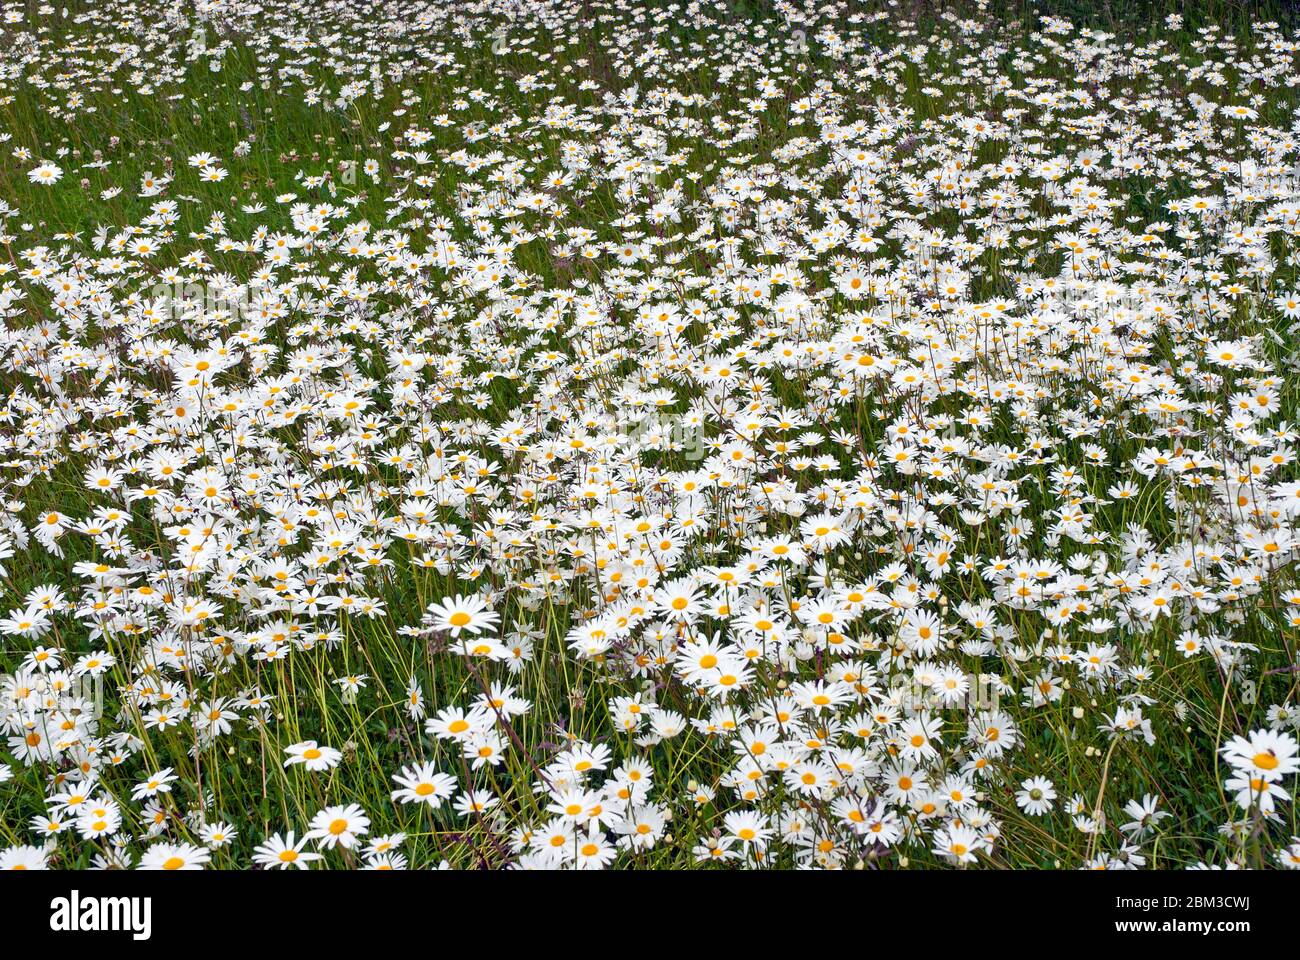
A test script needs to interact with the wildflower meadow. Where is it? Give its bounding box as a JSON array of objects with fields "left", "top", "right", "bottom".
[{"left": 2, "top": 0, "right": 1300, "bottom": 875}]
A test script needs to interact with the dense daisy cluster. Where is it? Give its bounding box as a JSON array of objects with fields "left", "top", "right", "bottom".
[{"left": 1, "top": 0, "right": 1300, "bottom": 870}]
